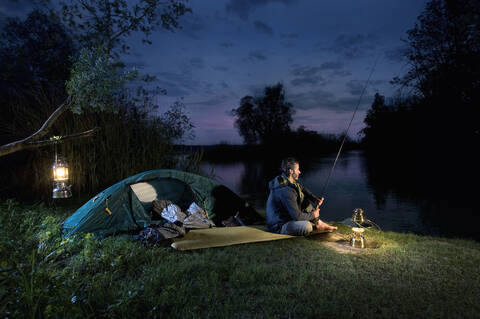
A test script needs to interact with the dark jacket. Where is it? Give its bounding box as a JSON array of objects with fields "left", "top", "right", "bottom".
[{"left": 266, "top": 174, "right": 318, "bottom": 232}]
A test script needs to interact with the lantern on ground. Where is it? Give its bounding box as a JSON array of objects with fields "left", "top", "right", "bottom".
[
  {"left": 347, "top": 208, "right": 381, "bottom": 249},
  {"left": 349, "top": 227, "right": 365, "bottom": 248},
  {"left": 52, "top": 141, "right": 72, "bottom": 198},
  {"left": 352, "top": 208, "right": 365, "bottom": 225}
]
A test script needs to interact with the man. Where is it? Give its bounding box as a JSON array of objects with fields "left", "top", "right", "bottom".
[{"left": 266, "top": 157, "right": 337, "bottom": 236}]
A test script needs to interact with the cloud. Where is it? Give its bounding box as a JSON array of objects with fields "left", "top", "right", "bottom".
[
  {"left": 225, "top": 0, "right": 297, "bottom": 20},
  {"left": 289, "top": 89, "right": 336, "bottom": 110},
  {"left": 288, "top": 89, "right": 372, "bottom": 112},
  {"left": 280, "top": 33, "right": 299, "bottom": 39},
  {"left": 212, "top": 65, "right": 230, "bottom": 72},
  {"left": 178, "top": 15, "right": 207, "bottom": 40},
  {"left": 319, "top": 33, "right": 378, "bottom": 60},
  {"left": 247, "top": 50, "right": 268, "bottom": 61},
  {"left": 221, "top": 81, "right": 230, "bottom": 89},
  {"left": 332, "top": 70, "right": 352, "bottom": 77},
  {"left": 290, "top": 65, "right": 327, "bottom": 87},
  {"left": 346, "top": 80, "right": 367, "bottom": 96},
  {"left": 189, "top": 57, "right": 205, "bottom": 69},
  {"left": 155, "top": 71, "right": 202, "bottom": 97},
  {"left": 219, "top": 41, "right": 234, "bottom": 48},
  {"left": 319, "top": 61, "right": 344, "bottom": 70},
  {"left": 253, "top": 20, "right": 274, "bottom": 35},
  {"left": 189, "top": 94, "right": 232, "bottom": 107},
  {"left": 384, "top": 45, "right": 408, "bottom": 63}
]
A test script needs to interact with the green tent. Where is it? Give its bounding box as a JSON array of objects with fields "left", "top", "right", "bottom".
[{"left": 62, "top": 169, "right": 262, "bottom": 237}]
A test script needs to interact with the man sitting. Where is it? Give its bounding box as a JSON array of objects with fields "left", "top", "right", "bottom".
[{"left": 266, "top": 157, "right": 337, "bottom": 236}]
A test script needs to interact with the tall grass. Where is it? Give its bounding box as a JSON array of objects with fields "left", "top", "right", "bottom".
[{"left": 0, "top": 92, "right": 198, "bottom": 201}]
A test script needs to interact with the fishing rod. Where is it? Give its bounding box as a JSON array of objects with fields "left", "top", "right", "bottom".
[{"left": 319, "top": 55, "right": 380, "bottom": 198}]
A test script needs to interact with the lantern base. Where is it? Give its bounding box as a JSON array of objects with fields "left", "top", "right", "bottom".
[{"left": 52, "top": 182, "right": 72, "bottom": 199}]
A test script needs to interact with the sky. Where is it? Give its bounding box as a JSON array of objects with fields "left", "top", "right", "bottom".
[{"left": 1, "top": 0, "right": 429, "bottom": 145}]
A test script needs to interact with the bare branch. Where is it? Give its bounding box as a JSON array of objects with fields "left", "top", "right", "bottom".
[
  {"left": 0, "top": 127, "right": 100, "bottom": 157},
  {"left": 24, "top": 97, "right": 71, "bottom": 143}
]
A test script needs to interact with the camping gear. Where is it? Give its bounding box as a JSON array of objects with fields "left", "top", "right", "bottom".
[
  {"left": 160, "top": 203, "right": 186, "bottom": 224},
  {"left": 62, "top": 169, "right": 263, "bottom": 237},
  {"left": 170, "top": 226, "right": 333, "bottom": 251}
]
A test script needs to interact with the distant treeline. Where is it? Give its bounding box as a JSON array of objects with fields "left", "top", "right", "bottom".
[{"left": 178, "top": 129, "right": 359, "bottom": 162}]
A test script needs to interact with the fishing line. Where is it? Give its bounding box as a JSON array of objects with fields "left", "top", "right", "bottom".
[{"left": 320, "top": 55, "right": 380, "bottom": 198}]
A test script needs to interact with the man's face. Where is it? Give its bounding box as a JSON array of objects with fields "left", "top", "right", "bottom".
[{"left": 290, "top": 163, "right": 301, "bottom": 181}]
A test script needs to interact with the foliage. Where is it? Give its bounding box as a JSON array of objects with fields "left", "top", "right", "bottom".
[
  {"left": 55, "top": 0, "right": 191, "bottom": 55},
  {"left": 1, "top": 200, "right": 480, "bottom": 318},
  {"left": 0, "top": 4, "right": 197, "bottom": 198},
  {"left": 362, "top": 0, "right": 480, "bottom": 166},
  {"left": 0, "top": 10, "right": 76, "bottom": 145},
  {"left": 232, "top": 83, "right": 294, "bottom": 145},
  {"left": 390, "top": 0, "right": 480, "bottom": 150},
  {"left": 394, "top": 0, "right": 480, "bottom": 100},
  {"left": 0, "top": 10, "right": 76, "bottom": 97},
  {"left": 360, "top": 93, "right": 417, "bottom": 155},
  {"left": 66, "top": 46, "right": 138, "bottom": 114}
]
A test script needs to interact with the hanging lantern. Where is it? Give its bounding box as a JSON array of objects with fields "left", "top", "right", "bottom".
[{"left": 52, "top": 141, "right": 72, "bottom": 198}]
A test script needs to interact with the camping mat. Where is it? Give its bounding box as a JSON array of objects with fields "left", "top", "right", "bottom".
[{"left": 170, "top": 225, "right": 331, "bottom": 251}]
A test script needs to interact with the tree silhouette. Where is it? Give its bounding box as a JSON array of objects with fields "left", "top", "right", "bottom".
[
  {"left": 232, "top": 83, "right": 294, "bottom": 145},
  {"left": 392, "top": 0, "right": 480, "bottom": 151}
]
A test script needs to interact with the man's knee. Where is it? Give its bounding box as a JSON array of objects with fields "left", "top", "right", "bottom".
[{"left": 281, "top": 221, "right": 313, "bottom": 236}]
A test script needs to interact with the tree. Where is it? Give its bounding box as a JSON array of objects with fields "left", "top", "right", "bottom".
[
  {"left": 392, "top": 0, "right": 480, "bottom": 146},
  {"left": 56, "top": 0, "right": 191, "bottom": 56},
  {"left": 360, "top": 93, "right": 419, "bottom": 155},
  {"left": 0, "top": 10, "right": 75, "bottom": 98},
  {"left": 0, "top": 1, "right": 191, "bottom": 157},
  {"left": 0, "top": 46, "right": 134, "bottom": 156},
  {"left": 232, "top": 83, "right": 294, "bottom": 145}
]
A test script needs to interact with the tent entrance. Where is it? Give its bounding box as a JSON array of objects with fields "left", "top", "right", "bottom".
[{"left": 130, "top": 177, "right": 196, "bottom": 213}]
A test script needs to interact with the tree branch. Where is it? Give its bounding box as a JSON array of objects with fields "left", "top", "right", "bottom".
[
  {"left": 26, "top": 97, "right": 71, "bottom": 142},
  {"left": 0, "top": 127, "right": 101, "bottom": 157}
]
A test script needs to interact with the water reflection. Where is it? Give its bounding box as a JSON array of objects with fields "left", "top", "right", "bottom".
[{"left": 201, "top": 150, "right": 479, "bottom": 240}]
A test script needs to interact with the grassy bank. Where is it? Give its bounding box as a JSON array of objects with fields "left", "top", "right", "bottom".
[{"left": 1, "top": 200, "right": 479, "bottom": 318}]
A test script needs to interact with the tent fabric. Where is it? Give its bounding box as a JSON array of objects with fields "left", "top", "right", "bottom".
[{"left": 62, "top": 169, "right": 261, "bottom": 237}]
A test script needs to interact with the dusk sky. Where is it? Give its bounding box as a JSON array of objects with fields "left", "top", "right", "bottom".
[{"left": 1, "top": 0, "right": 429, "bottom": 145}]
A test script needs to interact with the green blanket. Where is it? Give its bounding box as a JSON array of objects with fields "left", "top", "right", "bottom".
[{"left": 171, "top": 225, "right": 331, "bottom": 250}]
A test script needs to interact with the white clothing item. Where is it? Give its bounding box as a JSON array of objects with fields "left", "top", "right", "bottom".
[{"left": 161, "top": 204, "right": 186, "bottom": 223}]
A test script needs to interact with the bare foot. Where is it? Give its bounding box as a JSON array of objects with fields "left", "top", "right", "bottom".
[{"left": 315, "top": 219, "right": 338, "bottom": 231}]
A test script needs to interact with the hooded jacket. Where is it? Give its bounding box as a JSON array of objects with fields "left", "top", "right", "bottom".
[{"left": 266, "top": 174, "right": 318, "bottom": 232}]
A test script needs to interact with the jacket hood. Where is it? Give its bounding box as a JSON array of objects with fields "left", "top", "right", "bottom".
[{"left": 268, "top": 174, "right": 289, "bottom": 190}]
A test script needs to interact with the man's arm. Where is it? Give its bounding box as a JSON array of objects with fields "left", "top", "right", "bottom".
[
  {"left": 279, "top": 187, "right": 317, "bottom": 221},
  {"left": 301, "top": 184, "right": 323, "bottom": 207}
]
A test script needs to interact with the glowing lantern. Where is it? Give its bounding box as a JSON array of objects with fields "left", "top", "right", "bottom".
[
  {"left": 349, "top": 227, "right": 365, "bottom": 248},
  {"left": 52, "top": 142, "right": 72, "bottom": 198}
]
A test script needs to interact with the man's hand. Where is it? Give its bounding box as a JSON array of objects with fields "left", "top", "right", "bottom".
[{"left": 315, "top": 197, "right": 324, "bottom": 207}]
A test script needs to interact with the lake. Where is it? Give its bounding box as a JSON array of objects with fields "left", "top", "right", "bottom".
[{"left": 201, "top": 150, "right": 479, "bottom": 241}]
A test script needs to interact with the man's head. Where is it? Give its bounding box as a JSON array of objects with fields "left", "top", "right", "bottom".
[{"left": 281, "top": 157, "right": 301, "bottom": 181}]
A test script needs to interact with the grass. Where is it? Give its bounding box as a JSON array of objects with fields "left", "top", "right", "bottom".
[{"left": 1, "top": 199, "right": 480, "bottom": 318}]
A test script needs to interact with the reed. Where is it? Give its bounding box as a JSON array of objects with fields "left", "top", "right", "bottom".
[{"left": 0, "top": 94, "right": 197, "bottom": 201}]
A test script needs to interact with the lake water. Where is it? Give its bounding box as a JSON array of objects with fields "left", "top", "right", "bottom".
[{"left": 201, "top": 150, "right": 479, "bottom": 241}]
